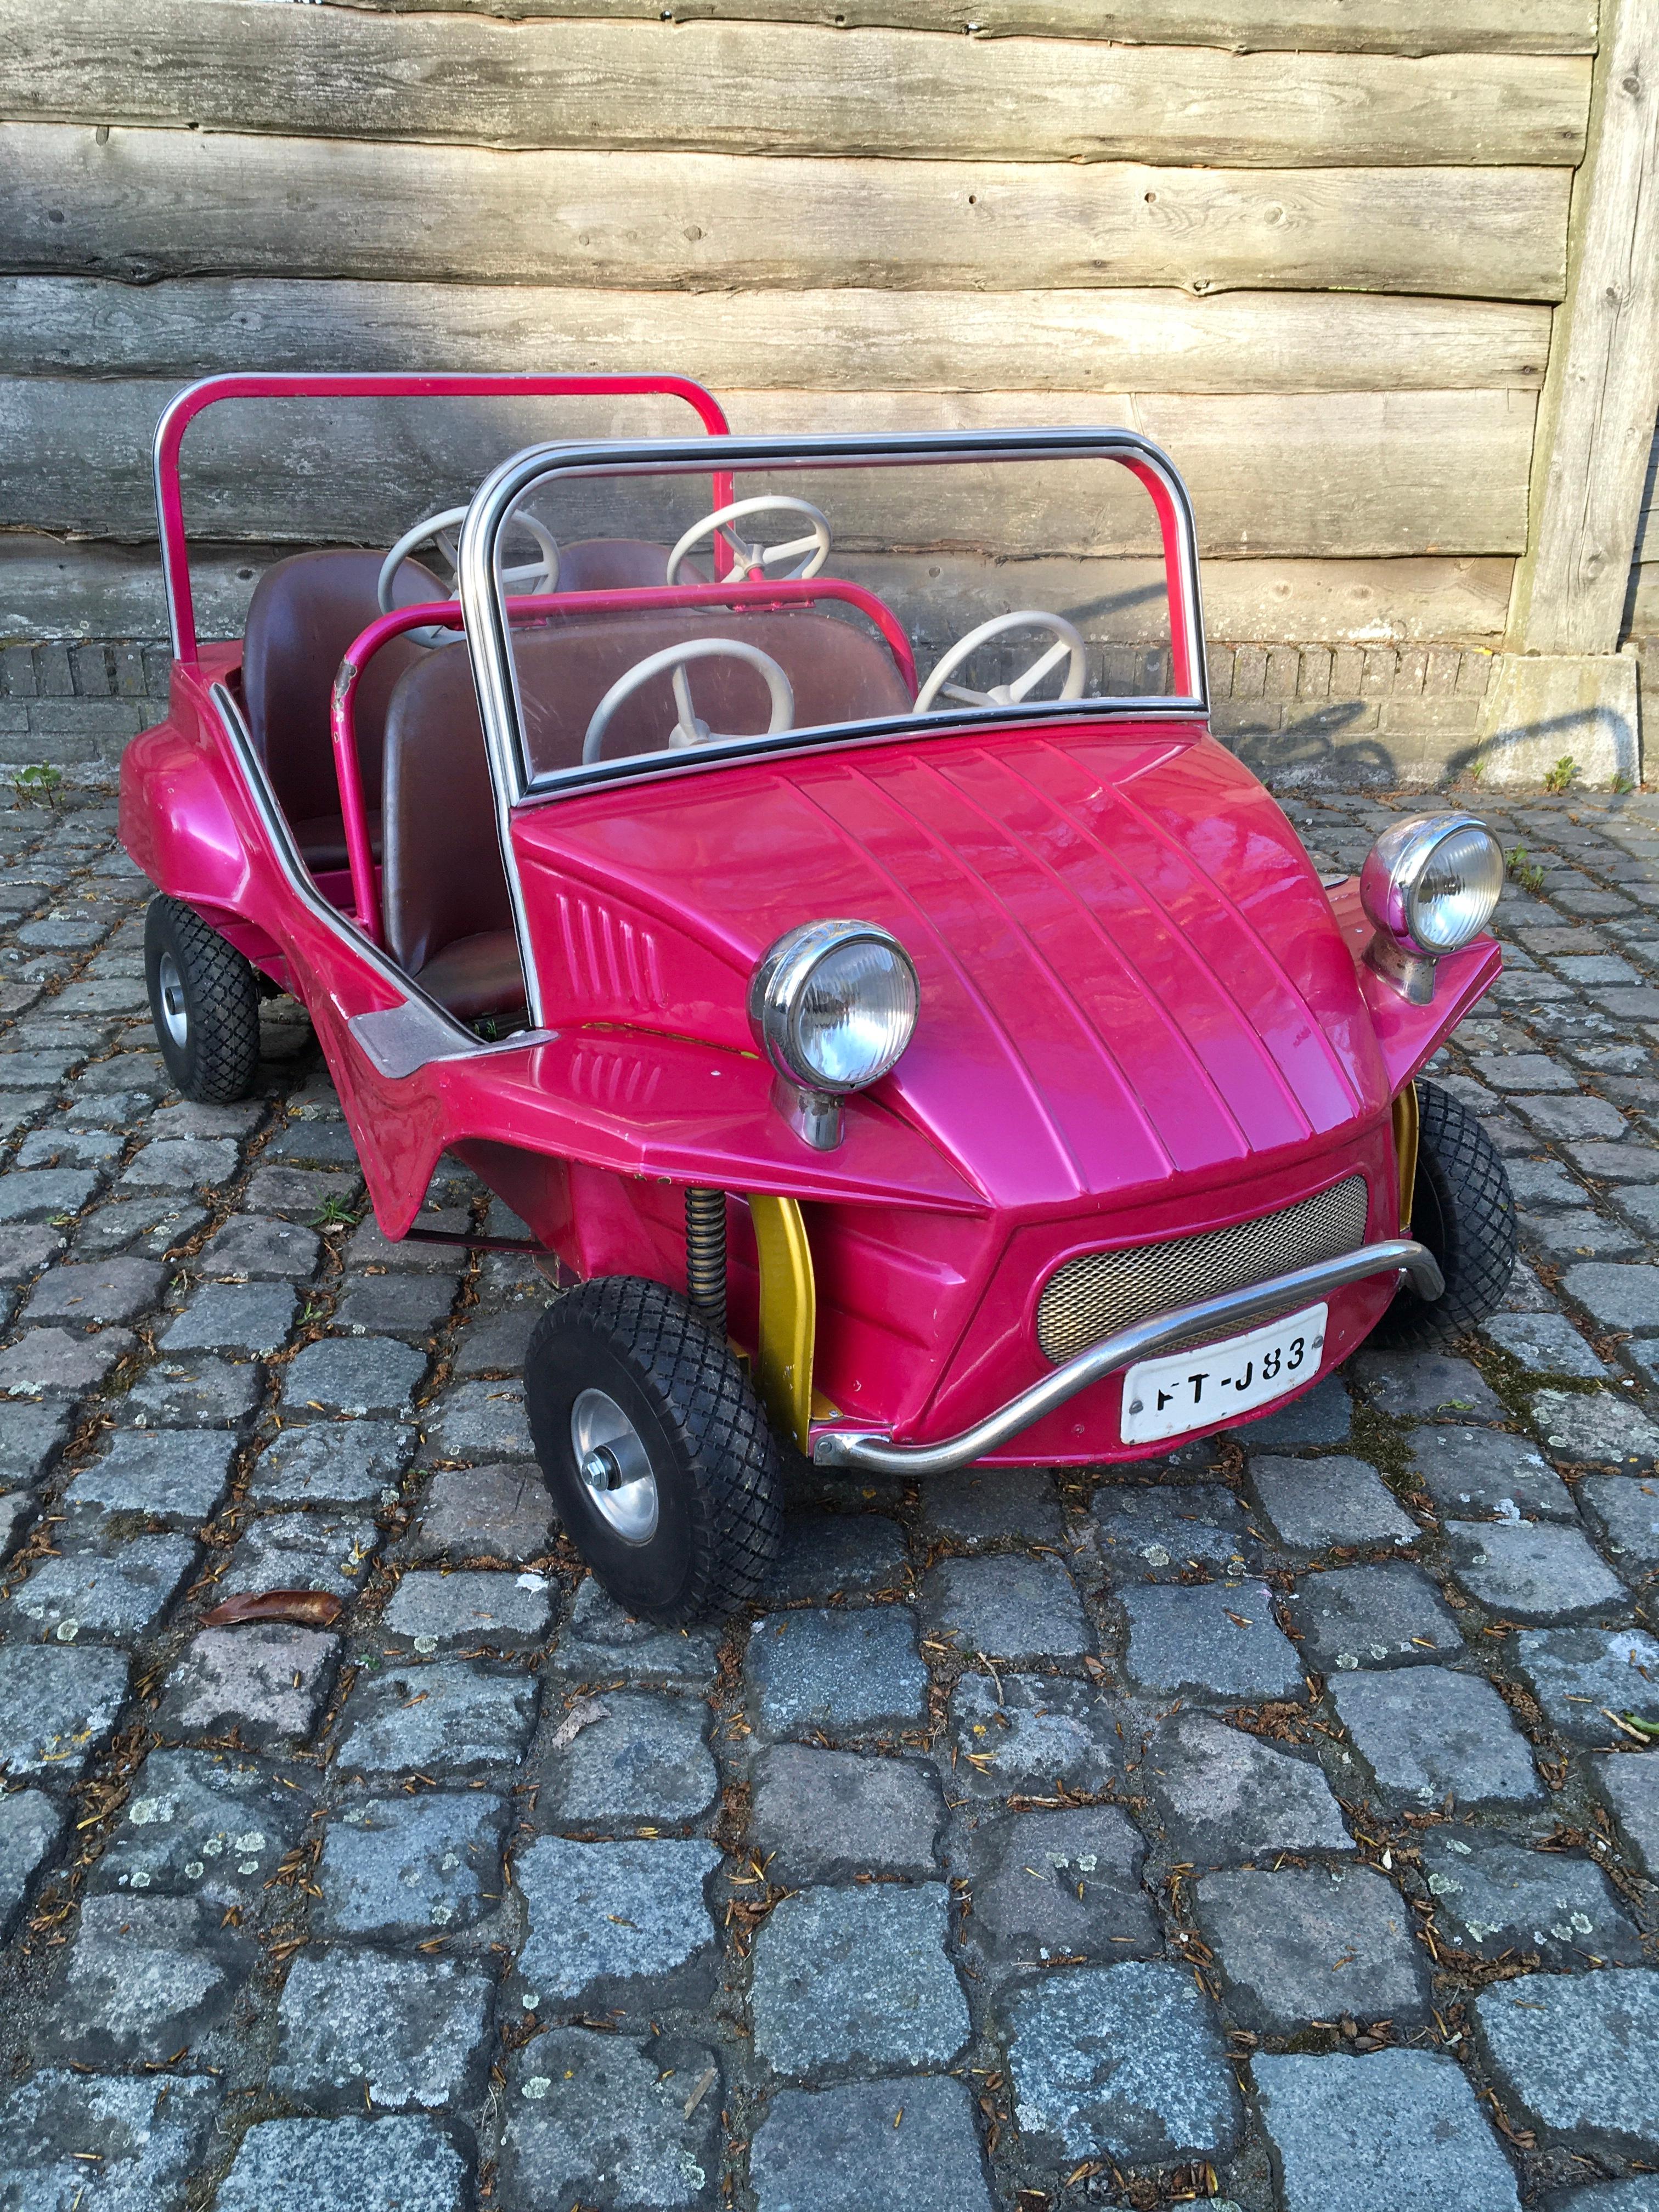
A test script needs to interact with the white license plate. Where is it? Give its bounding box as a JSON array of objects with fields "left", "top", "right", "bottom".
[{"left": 1120, "top": 1302, "right": 1328, "bottom": 1445}]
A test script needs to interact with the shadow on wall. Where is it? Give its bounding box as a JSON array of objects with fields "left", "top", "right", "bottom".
[{"left": 1228, "top": 699, "right": 1399, "bottom": 787}]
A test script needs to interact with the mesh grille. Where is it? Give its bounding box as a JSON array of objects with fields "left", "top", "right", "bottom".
[{"left": 1035, "top": 1174, "right": 1371, "bottom": 1364}]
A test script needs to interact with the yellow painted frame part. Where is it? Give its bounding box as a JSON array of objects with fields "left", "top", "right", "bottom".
[
  {"left": 1392, "top": 1080, "right": 1420, "bottom": 1231},
  {"left": 748, "top": 1194, "right": 816, "bottom": 1453}
]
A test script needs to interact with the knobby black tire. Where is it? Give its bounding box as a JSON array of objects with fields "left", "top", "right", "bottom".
[
  {"left": 1372, "top": 1077, "right": 1516, "bottom": 1350},
  {"left": 144, "top": 894, "right": 263, "bottom": 1104},
  {"left": 524, "top": 1275, "right": 783, "bottom": 1626}
]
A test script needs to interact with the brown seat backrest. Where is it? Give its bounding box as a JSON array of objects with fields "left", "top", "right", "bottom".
[
  {"left": 554, "top": 539, "right": 669, "bottom": 591},
  {"left": 242, "top": 549, "right": 441, "bottom": 830},
  {"left": 379, "top": 605, "right": 914, "bottom": 978}
]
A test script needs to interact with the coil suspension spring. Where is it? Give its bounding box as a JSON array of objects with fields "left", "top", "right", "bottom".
[{"left": 684, "top": 1187, "right": 727, "bottom": 1339}]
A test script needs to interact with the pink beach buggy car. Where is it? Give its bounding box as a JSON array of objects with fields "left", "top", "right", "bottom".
[{"left": 121, "top": 373, "right": 1516, "bottom": 1623}]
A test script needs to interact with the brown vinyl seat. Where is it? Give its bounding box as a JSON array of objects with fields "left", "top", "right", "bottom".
[
  {"left": 241, "top": 549, "right": 443, "bottom": 873},
  {"left": 379, "top": 605, "right": 913, "bottom": 1022},
  {"left": 553, "top": 539, "right": 670, "bottom": 591}
]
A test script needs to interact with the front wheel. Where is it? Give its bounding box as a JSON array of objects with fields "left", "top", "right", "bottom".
[
  {"left": 1370, "top": 1077, "right": 1516, "bottom": 1349},
  {"left": 144, "top": 895, "right": 262, "bottom": 1103},
  {"left": 524, "top": 1276, "right": 783, "bottom": 1625}
]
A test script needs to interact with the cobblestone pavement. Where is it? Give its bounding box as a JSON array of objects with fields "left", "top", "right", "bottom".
[{"left": 2, "top": 784, "right": 1659, "bottom": 2212}]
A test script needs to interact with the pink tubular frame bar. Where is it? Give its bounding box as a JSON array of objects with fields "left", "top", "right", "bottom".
[
  {"left": 151, "top": 371, "right": 734, "bottom": 664},
  {"left": 329, "top": 578, "right": 921, "bottom": 946}
]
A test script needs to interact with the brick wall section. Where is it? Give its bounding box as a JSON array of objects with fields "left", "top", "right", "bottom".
[{"left": 0, "top": 634, "right": 1505, "bottom": 789}]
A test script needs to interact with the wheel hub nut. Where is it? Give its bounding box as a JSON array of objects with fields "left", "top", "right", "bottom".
[{"left": 580, "top": 1444, "right": 623, "bottom": 1493}]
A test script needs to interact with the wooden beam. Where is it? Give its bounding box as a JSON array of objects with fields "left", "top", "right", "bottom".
[
  {"left": 0, "top": 377, "right": 1536, "bottom": 558},
  {"left": 0, "top": 126, "right": 1574, "bottom": 301},
  {"left": 1505, "top": 0, "right": 1659, "bottom": 653},
  {"left": 2, "top": 0, "right": 1592, "bottom": 165},
  {"left": 318, "top": 0, "right": 1599, "bottom": 55},
  {"left": 0, "top": 278, "right": 1552, "bottom": 396}
]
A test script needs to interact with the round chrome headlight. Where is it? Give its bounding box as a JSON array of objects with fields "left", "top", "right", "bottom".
[
  {"left": 1361, "top": 814, "right": 1503, "bottom": 958},
  {"left": 749, "top": 920, "right": 919, "bottom": 1094}
]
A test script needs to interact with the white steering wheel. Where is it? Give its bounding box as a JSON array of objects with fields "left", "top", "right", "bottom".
[
  {"left": 582, "top": 639, "right": 795, "bottom": 764},
  {"left": 377, "top": 505, "right": 562, "bottom": 644},
  {"left": 914, "top": 610, "right": 1089, "bottom": 714},
  {"left": 665, "top": 496, "right": 832, "bottom": 587}
]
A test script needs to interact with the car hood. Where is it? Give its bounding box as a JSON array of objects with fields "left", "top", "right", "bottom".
[{"left": 512, "top": 722, "right": 1391, "bottom": 1212}]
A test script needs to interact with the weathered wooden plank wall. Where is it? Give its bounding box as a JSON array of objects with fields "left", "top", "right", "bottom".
[{"left": 0, "top": 0, "right": 1601, "bottom": 647}]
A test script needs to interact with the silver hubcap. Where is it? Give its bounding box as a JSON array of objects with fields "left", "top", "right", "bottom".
[
  {"left": 156, "top": 952, "right": 190, "bottom": 1048},
  {"left": 571, "top": 1388, "right": 658, "bottom": 1544}
]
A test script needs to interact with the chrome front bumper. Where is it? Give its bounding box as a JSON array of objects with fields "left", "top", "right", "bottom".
[{"left": 810, "top": 1237, "right": 1442, "bottom": 1476}]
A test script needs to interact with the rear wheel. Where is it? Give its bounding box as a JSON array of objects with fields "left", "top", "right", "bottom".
[
  {"left": 144, "top": 895, "right": 262, "bottom": 1103},
  {"left": 1372, "top": 1077, "right": 1516, "bottom": 1348},
  {"left": 524, "top": 1276, "right": 783, "bottom": 1625}
]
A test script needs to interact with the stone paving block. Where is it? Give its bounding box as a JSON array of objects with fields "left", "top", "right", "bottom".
[
  {"left": 1003, "top": 1960, "right": 1240, "bottom": 2164},
  {"left": 1534, "top": 1389, "right": 1659, "bottom": 1470},
  {"left": 64, "top": 1428, "right": 235, "bottom": 1527},
  {"left": 241, "top": 1164, "right": 360, "bottom": 1222},
  {"left": 1254, "top": 2050, "right": 1521, "bottom": 2212},
  {"left": 764, "top": 1510, "right": 911, "bottom": 1604},
  {"left": 125, "top": 1355, "right": 263, "bottom": 1427},
  {"left": 282, "top": 1336, "right": 427, "bottom": 1418},
  {"left": 0, "top": 2069, "right": 222, "bottom": 2212},
  {"left": 1565, "top": 1262, "right": 1659, "bottom": 1330},
  {"left": 504, "top": 2030, "right": 723, "bottom": 2212},
  {"left": 1486, "top": 1311, "right": 1611, "bottom": 1375},
  {"left": 1330, "top": 1667, "right": 1543, "bottom": 1808},
  {"left": 1408, "top": 1424, "right": 1577, "bottom": 1520},
  {"left": 0, "top": 1398, "right": 69, "bottom": 1482},
  {"left": 5, "top": 1533, "right": 198, "bottom": 1643},
  {"left": 1517, "top": 1094, "right": 1628, "bottom": 1140},
  {"left": 146, "top": 1100, "right": 265, "bottom": 1143},
  {"left": 1596, "top": 1754, "right": 1659, "bottom": 1875},
  {"left": 382, "top": 1566, "right": 552, "bottom": 1652},
  {"left": 1420, "top": 1830, "right": 1643, "bottom": 1966},
  {"left": 1568, "top": 1139, "right": 1659, "bottom": 1181},
  {"left": 1194, "top": 1865, "right": 1429, "bottom": 2032},
  {"left": 22, "top": 1254, "right": 164, "bottom": 1325},
  {"left": 1250, "top": 1453, "right": 1419, "bottom": 1551},
  {"left": 1091, "top": 1482, "right": 1254, "bottom": 1579},
  {"left": 334, "top": 1657, "right": 538, "bottom": 1776},
  {"left": 1446, "top": 1519, "right": 1628, "bottom": 1622},
  {"left": 949, "top": 1671, "right": 1122, "bottom": 1802},
  {"left": 1547, "top": 2183, "right": 1659, "bottom": 2212},
  {"left": 120, "top": 1136, "right": 239, "bottom": 1189},
  {"left": 1120, "top": 1579, "right": 1304, "bottom": 1702},
  {"left": 0, "top": 1643, "right": 129, "bottom": 1781},
  {"left": 1525, "top": 1210, "right": 1643, "bottom": 1266},
  {"left": 317, "top": 1790, "right": 509, "bottom": 1938},
  {"left": 747, "top": 1606, "right": 929, "bottom": 1739},
  {"left": 93, "top": 1747, "right": 311, "bottom": 1906},
  {"left": 424, "top": 1379, "right": 535, "bottom": 1460},
  {"left": 538, "top": 1688, "right": 719, "bottom": 1830},
  {"left": 550, "top": 1575, "right": 722, "bottom": 1689},
  {"left": 157, "top": 1625, "right": 339, "bottom": 1751},
  {"left": 0, "top": 1788, "right": 62, "bottom": 1938},
  {"left": 252, "top": 1419, "right": 416, "bottom": 1508},
  {"left": 198, "top": 1211, "right": 322, "bottom": 1280},
  {"left": 917, "top": 1466, "right": 1064, "bottom": 1548},
  {"left": 348, "top": 1210, "right": 472, "bottom": 1272},
  {"left": 516, "top": 1835, "right": 721, "bottom": 2005},
  {"left": 452, "top": 1303, "right": 541, "bottom": 1376},
  {"left": 0, "top": 1167, "right": 101, "bottom": 1222},
  {"left": 212, "top": 1510, "right": 377, "bottom": 1597},
  {"left": 1137, "top": 1713, "right": 1353, "bottom": 1866},
  {"left": 334, "top": 1273, "right": 460, "bottom": 1342},
  {"left": 1233, "top": 1373, "right": 1352, "bottom": 1447},
  {"left": 1512, "top": 1626, "right": 1659, "bottom": 1746},
  {"left": 16, "top": 1124, "right": 123, "bottom": 1170},
  {"left": 212, "top": 2115, "right": 468, "bottom": 2212},
  {"left": 0, "top": 1487, "right": 32, "bottom": 1560},
  {"left": 1475, "top": 1052, "right": 1578, "bottom": 1092},
  {"left": 75, "top": 1197, "right": 210, "bottom": 1260},
  {"left": 922, "top": 1553, "right": 1088, "bottom": 1662},
  {"left": 751, "top": 1884, "right": 968, "bottom": 2080},
  {"left": 40, "top": 1892, "right": 255, "bottom": 2064},
  {"left": 407, "top": 1463, "right": 554, "bottom": 1564},
  {"left": 264, "top": 1119, "right": 364, "bottom": 1170},
  {"left": 0, "top": 1222, "right": 66, "bottom": 1284},
  {"left": 0, "top": 1322, "right": 135, "bottom": 1396},
  {"left": 752, "top": 1745, "right": 943, "bottom": 1882},
  {"left": 1578, "top": 1474, "right": 1659, "bottom": 1573},
  {"left": 272, "top": 1949, "right": 494, "bottom": 2112},
  {"left": 1284, "top": 1562, "right": 1464, "bottom": 1673},
  {"left": 753, "top": 2076, "right": 993, "bottom": 2212},
  {"left": 1475, "top": 1970, "right": 1659, "bottom": 2154},
  {"left": 952, "top": 1805, "right": 1158, "bottom": 1972},
  {"left": 162, "top": 1280, "right": 298, "bottom": 1358},
  {"left": 1347, "top": 1351, "right": 1504, "bottom": 1421}
]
